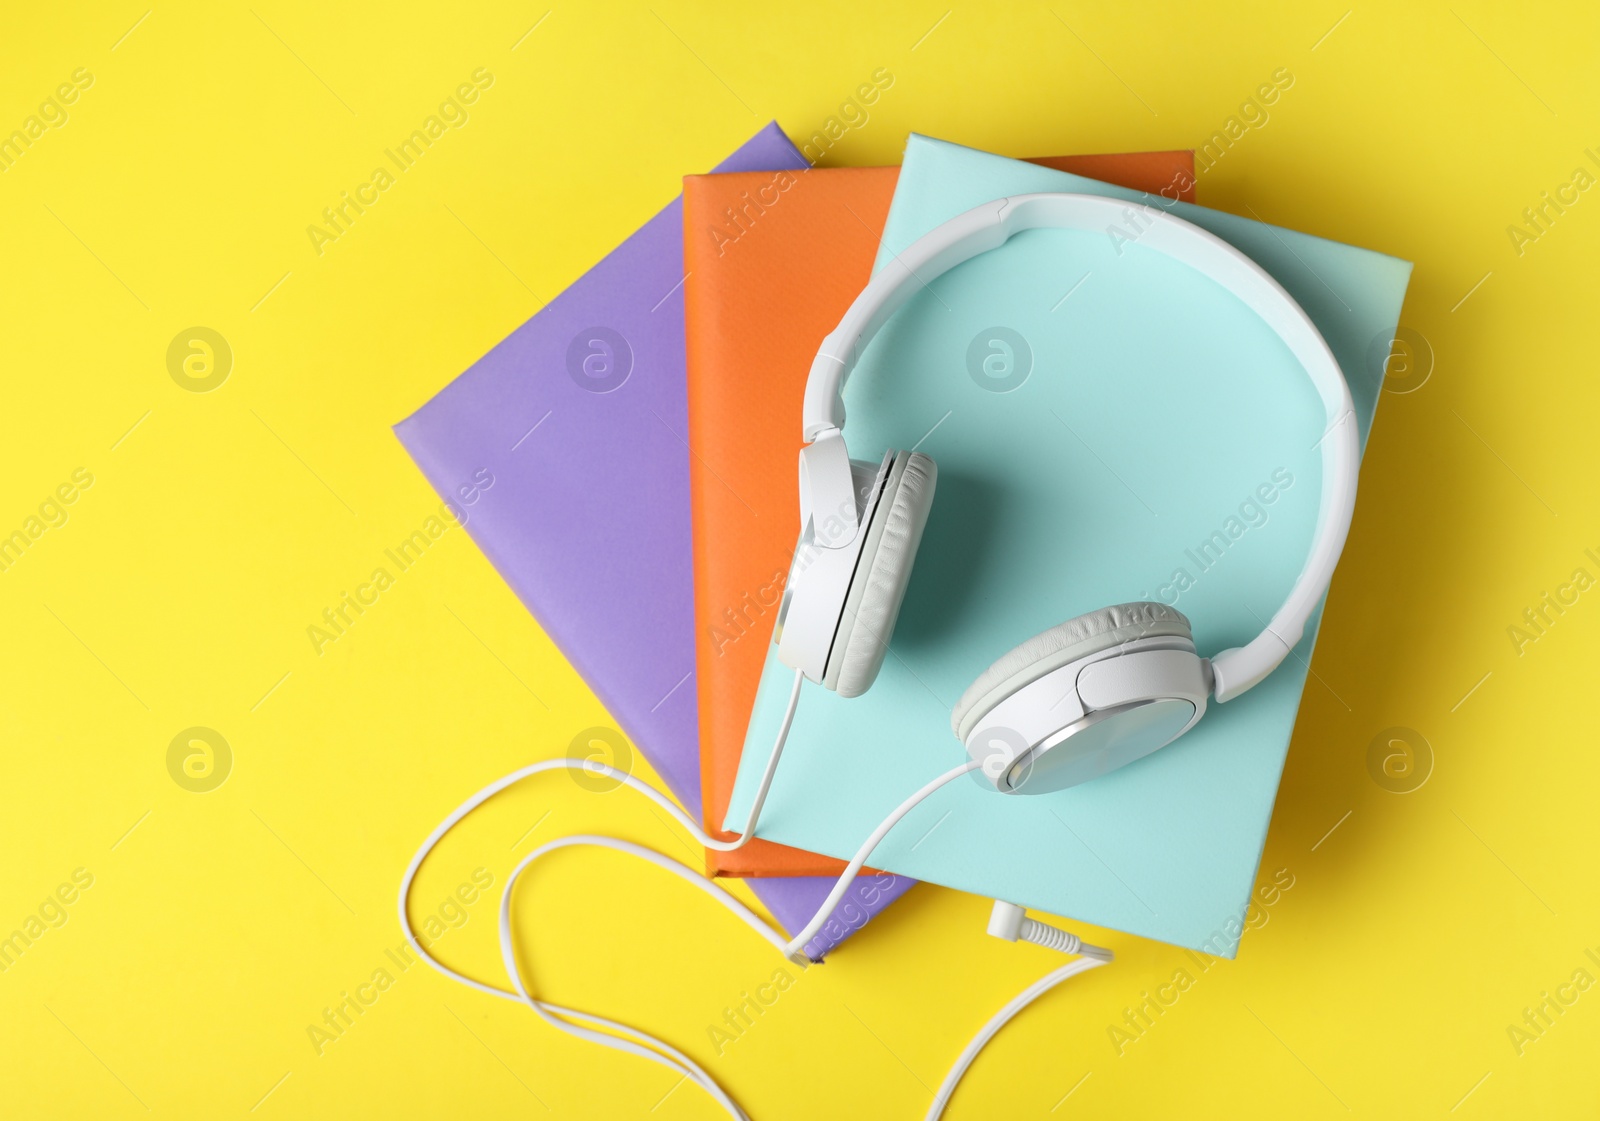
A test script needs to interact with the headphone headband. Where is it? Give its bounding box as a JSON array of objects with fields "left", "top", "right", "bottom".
[{"left": 799, "top": 193, "right": 1359, "bottom": 703}]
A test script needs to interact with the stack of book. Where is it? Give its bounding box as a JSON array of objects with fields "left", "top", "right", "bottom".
[{"left": 396, "top": 122, "right": 1410, "bottom": 958}]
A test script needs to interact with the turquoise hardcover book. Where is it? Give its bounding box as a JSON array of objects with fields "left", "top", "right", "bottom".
[{"left": 725, "top": 135, "right": 1411, "bottom": 955}]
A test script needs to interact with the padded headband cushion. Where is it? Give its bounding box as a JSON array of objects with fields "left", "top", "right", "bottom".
[
  {"left": 828, "top": 451, "right": 937, "bottom": 698},
  {"left": 951, "top": 601, "right": 1193, "bottom": 741}
]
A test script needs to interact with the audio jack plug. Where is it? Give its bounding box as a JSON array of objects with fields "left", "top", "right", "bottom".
[{"left": 987, "top": 900, "right": 1113, "bottom": 960}]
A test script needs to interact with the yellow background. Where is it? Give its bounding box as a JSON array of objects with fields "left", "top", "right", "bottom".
[{"left": 2, "top": 1, "right": 1596, "bottom": 1117}]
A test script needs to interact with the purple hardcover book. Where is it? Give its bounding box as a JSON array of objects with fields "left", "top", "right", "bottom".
[{"left": 394, "top": 122, "right": 912, "bottom": 959}]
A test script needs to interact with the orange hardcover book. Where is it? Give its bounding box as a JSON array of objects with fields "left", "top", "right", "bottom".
[{"left": 685, "top": 151, "right": 1197, "bottom": 877}]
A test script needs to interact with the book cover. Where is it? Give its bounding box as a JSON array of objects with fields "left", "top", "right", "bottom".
[
  {"left": 723, "top": 135, "right": 1412, "bottom": 955},
  {"left": 393, "top": 122, "right": 901, "bottom": 959},
  {"left": 684, "top": 152, "right": 1198, "bottom": 876}
]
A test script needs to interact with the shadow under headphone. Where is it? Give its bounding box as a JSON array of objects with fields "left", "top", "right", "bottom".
[{"left": 776, "top": 192, "right": 1358, "bottom": 795}]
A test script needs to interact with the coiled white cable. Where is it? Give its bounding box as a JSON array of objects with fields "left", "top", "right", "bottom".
[
  {"left": 402, "top": 670, "right": 962, "bottom": 1118},
  {"left": 398, "top": 669, "right": 806, "bottom": 1117},
  {"left": 491, "top": 762, "right": 977, "bottom": 1118},
  {"left": 399, "top": 666, "right": 1108, "bottom": 1120},
  {"left": 397, "top": 756, "right": 773, "bottom": 1118}
]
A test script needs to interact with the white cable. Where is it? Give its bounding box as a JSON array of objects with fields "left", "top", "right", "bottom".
[
  {"left": 924, "top": 955, "right": 1109, "bottom": 1121},
  {"left": 779, "top": 759, "right": 982, "bottom": 960},
  {"left": 731, "top": 666, "right": 806, "bottom": 840},
  {"left": 499, "top": 836, "right": 780, "bottom": 1120},
  {"left": 399, "top": 668, "right": 1102, "bottom": 1121},
  {"left": 396, "top": 758, "right": 768, "bottom": 1119},
  {"left": 485, "top": 764, "right": 971, "bottom": 1113},
  {"left": 397, "top": 669, "right": 803, "bottom": 1119},
  {"left": 399, "top": 669, "right": 971, "bottom": 1119}
]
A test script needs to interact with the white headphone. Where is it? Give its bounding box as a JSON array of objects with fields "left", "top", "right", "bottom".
[
  {"left": 777, "top": 192, "right": 1357, "bottom": 794},
  {"left": 403, "top": 192, "right": 1360, "bottom": 1121}
]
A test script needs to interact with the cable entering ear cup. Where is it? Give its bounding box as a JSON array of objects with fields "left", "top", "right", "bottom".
[
  {"left": 951, "top": 602, "right": 1192, "bottom": 741},
  {"left": 824, "top": 450, "right": 937, "bottom": 697}
]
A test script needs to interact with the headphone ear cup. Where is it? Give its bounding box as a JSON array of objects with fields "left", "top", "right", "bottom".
[
  {"left": 824, "top": 451, "right": 937, "bottom": 697},
  {"left": 951, "top": 602, "right": 1193, "bottom": 742}
]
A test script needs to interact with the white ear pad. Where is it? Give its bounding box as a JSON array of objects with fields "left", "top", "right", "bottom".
[
  {"left": 824, "top": 451, "right": 937, "bottom": 698},
  {"left": 952, "top": 602, "right": 1192, "bottom": 742}
]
